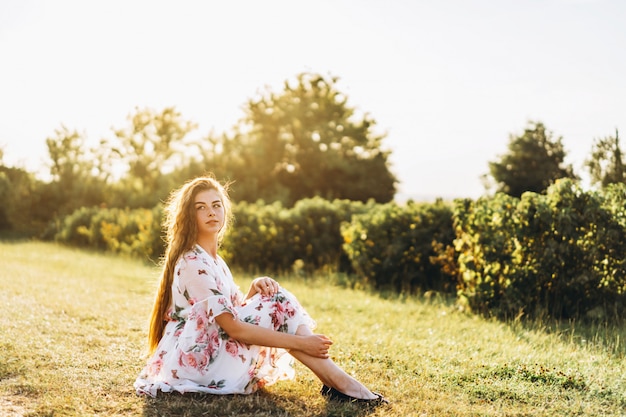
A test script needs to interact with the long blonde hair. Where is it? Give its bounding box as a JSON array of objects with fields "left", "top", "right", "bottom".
[{"left": 147, "top": 175, "right": 232, "bottom": 355}]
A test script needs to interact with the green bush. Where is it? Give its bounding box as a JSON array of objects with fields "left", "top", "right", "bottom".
[
  {"left": 222, "top": 198, "right": 369, "bottom": 274},
  {"left": 220, "top": 200, "right": 285, "bottom": 273},
  {"left": 52, "top": 198, "right": 368, "bottom": 273},
  {"left": 53, "top": 206, "right": 164, "bottom": 261},
  {"left": 454, "top": 179, "right": 626, "bottom": 320},
  {"left": 48, "top": 184, "right": 626, "bottom": 324},
  {"left": 54, "top": 206, "right": 101, "bottom": 248},
  {"left": 341, "top": 200, "right": 455, "bottom": 293}
]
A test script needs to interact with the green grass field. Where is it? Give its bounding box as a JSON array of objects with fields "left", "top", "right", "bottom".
[{"left": 0, "top": 241, "right": 624, "bottom": 417}]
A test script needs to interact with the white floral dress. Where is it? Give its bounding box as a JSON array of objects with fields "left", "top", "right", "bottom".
[{"left": 134, "top": 245, "right": 315, "bottom": 397}]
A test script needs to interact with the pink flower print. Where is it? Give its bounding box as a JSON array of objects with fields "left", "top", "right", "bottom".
[
  {"left": 218, "top": 296, "right": 231, "bottom": 312},
  {"left": 202, "top": 332, "right": 220, "bottom": 361},
  {"left": 207, "top": 379, "right": 226, "bottom": 390},
  {"left": 195, "top": 331, "right": 209, "bottom": 345},
  {"left": 187, "top": 355, "right": 198, "bottom": 369},
  {"left": 272, "top": 302, "right": 287, "bottom": 330},
  {"left": 248, "top": 364, "right": 257, "bottom": 379},
  {"left": 188, "top": 297, "right": 197, "bottom": 306},
  {"left": 196, "top": 314, "right": 205, "bottom": 331},
  {"left": 149, "top": 358, "right": 163, "bottom": 374},
  {"left": 203, "top": 344, "right": 215, "bottom": 362},
  {"left": 206, "top": 330, "right": 220, "bottom": 357},
  {"left": 275, "top": 299, "right": 286, "bottom": 314},
  {"left": 284, "top": 301, "right": 296, "bottom": 318},
  {"left": 180, "top": 350, "right": 207, "bottom": 372},
  {"left": 231, "top": 294, "right": 240, "bottom": 306},
  {"left": 225, "top": 339, "right": 239, "bottom": 357},
  {"left": 196, "top": 353, "right": 208, "bottom": 370},
  {"left": 183, "top": 352, "right": 198, "bottom": 368}
]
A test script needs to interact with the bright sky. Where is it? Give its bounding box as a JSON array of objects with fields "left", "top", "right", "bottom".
[{"left": 1, "top": 0, "right": 625, "bottom": 200}]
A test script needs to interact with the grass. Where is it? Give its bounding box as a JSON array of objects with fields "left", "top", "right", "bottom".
[{"left": 0, "top": 241, "right": 624, "bottom": 417}]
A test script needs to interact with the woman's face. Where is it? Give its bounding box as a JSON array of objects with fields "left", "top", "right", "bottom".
[{"left": 194, "top": 189, "right": 225, "bottom": 239}]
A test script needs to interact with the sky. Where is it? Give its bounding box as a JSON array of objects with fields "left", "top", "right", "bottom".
[{"left": 1, "top": 0, "right": 625, "bottom": 200}]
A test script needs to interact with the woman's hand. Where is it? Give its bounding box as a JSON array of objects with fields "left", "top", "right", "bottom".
[
  {"left": 298, "top": 334, "right": 334, "bottom": 359},
  {"left": 250, "top": 276, "right": 279, "bottom": 297}
]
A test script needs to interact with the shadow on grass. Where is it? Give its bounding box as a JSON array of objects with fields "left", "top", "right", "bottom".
[
  {"left": 142, "top": 390, "right": 384, "bottom": 417},
  {"left": 142, "top": 391, "right": 287, "bottom": 417},
  {"left": 510, "top": 316, "right": 626, "bottom": 360},
  {"left": 0, "top": 232, "right": 38, "bottom": 242}
]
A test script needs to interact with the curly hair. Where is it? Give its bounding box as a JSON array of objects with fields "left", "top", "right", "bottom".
[{"left": 147, "top": 175, "right": 233, "bottom": 354}]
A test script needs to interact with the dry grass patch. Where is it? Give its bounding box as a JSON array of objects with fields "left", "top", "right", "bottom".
[{"left": 0, "top": 241, "right": 624, "bottom": 416}]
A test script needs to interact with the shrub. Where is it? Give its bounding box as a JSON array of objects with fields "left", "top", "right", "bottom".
[
  {"left": 220, "top": 200, "right": 285, "bottom": 273},
  {"left": 454, "top": 179, "right": 626, "bottom": 321},
  {"left": 341, "top": 200, "right": 455, "bottom": 293},
  {"left": 222, "top": 198, "right": 369, "bottom": 274},
  {"left": 53, "top": 206, "right": 164, "bottom": 261},
  {"left": 54, "top": 206, "right": 101, "bottom": 248}
]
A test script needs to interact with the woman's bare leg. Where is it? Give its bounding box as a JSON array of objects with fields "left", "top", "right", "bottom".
[{"left": 290, "top": 324, "right": 377, "bottom": 399}]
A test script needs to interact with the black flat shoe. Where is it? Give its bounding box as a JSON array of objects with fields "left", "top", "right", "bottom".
[{"left": 320, "top": 385, "right": 389, "bottom": 405}]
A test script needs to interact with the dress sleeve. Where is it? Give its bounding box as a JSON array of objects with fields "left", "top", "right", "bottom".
[{"left": 176, "top": 255, "right": 238, "bottom": 323}]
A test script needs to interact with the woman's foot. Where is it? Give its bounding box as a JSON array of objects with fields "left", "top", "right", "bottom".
[{"left": 321, "top": 385, "right": 389, "bottom": 405}]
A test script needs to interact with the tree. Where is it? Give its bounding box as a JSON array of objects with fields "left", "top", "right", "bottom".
[
  {"left": 585, "top": 129, "right": 625, "bottom": 188},
  {"left": 204, "top": 72, "right": 397, "bottom": 205},
  {"left": 0, "top": 165, "right": 50, "bottom": 235},
  {"left": 487, "top": 121, "right": 577, "bottom": 198},
  {"left": 45, "top": 126, "right": 106, "bottom": 215},
  {"left": 111, "top": 106, "right": 197, "bottom": 207},
  {"left": 47, "top": 126, "right": 90, "bottom": 184}
]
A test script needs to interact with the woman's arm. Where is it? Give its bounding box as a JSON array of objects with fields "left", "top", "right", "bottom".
[{"left": 215, "top": 313, "right": 332, "bottom": 358}]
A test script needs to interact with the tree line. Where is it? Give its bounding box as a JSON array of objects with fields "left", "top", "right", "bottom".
[
  {"left": 48, "top": 180, "right": 625, "bottom": 322},
  {"left": 486, "top": 122, "right": 624, "bottom": 197},
  {"left": 0, "top": 71, "right": 624, "bottom": 238}
]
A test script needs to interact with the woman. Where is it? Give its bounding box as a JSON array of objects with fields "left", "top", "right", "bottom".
[{"left": 134, "top": 176, "right": 387, "bottom": 405}]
